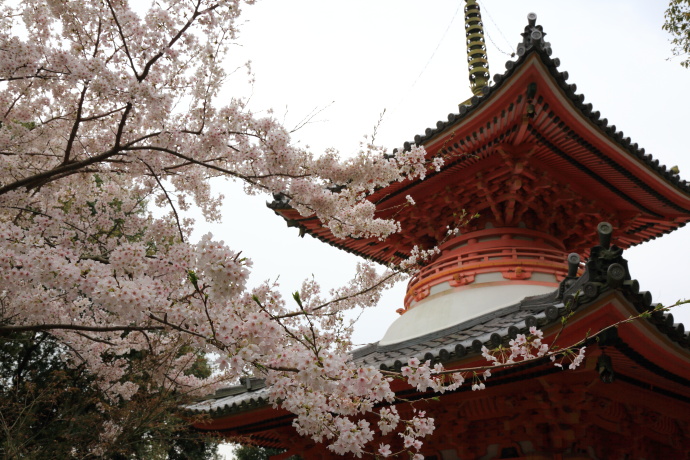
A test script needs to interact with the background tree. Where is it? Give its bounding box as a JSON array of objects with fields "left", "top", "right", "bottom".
[
  {"left": 232, "top": 445, "right": 301, "bottom": 460},
  {"left": 664, "top": 0, "right": 690, "bottom": 67},
  {"left": 0, "top": 331, "right": 220, "bottom": 458}
]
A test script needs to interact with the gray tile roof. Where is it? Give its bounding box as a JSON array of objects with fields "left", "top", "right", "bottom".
[
  {"left": 186, "top": 378, "right": 269, "bottom": 416},
  {"left": 354, "top": 300, "right": 551, "bottom": 370},
  {"left": 187, "top": 229, "right": 690, "bottom": 416}
]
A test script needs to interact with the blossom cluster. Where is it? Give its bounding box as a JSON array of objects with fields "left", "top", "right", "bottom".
[
  {"left": 482, "top": 326, "right": 587, "bottom": 371},
  {"left": 376, "top": 408, "right": 434, "bottom": 459},
  {"left": 401, "top": 358, "right": 465, "bottom": 393},
  {"left": 551, "top": 346, "right": 587, "bottom": 370},
  {"left": 482, "top": 326, "right": 549, "bottom": 365}
]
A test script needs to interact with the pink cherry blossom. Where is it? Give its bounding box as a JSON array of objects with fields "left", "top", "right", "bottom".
[
  {"left": 0, "top": 0, "right": 450, "bottom": 455},
  {"left": 378, "top": 444, "right": 392, "bottom": 457},
  {"left": 483, "top": 327, "right": 588, "bottom": 378}
]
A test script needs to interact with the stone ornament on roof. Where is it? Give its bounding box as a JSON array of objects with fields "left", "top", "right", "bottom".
[{"left": 517, "top": 13, "right": 552, "bottom": 56}]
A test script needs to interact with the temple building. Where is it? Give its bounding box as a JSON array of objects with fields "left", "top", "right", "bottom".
[{"left": 188, "top": 3, "right": 690, "bottom": 459}]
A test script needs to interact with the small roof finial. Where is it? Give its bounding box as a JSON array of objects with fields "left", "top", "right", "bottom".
[
  {"left": 517, "top": 12, "right": 551, "bottom": 57},
  {"left": 464, "top": 0, "right": 490, "bottom": 96}
]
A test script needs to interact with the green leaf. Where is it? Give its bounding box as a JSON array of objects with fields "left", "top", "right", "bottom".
[
  {"left": 187, "top": 270, "right": 199, "bottom": 288},
  {"left": 292, "top": 291, "right": 303, "bottom": 308}
]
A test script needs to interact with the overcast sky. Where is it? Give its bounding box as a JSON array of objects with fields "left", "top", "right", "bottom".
[{"left": 190, "top": 0, "right": 690, "bottom": 347}]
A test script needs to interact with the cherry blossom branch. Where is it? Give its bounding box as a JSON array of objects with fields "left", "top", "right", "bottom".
[
  {"left": 147, "top": 313, "right": 210, "bottom": 342},
  {"left": 120, "top": 145, "right": 374, "bottom": 237},
  {"left": 62, "top": 84, "right": 89, "bottom": 165},
  {"left": 0, "top": 323, "right": 164, "bottom": 335},
  {"left": 273, "top": 270, "right": 401, "bottom": 320},
  {"left": 0, "top": 3, "right": 445, "bottom": 455},
  {"left": 105, "top": 0, "right": 139, "bottom": 79},
  {"left": 72, "top": 331, "right": 118, "bottom": 346},
  {"left": 80, "top": 105, "right": 128, "bottom": 122},
  {"left": 138, "top": 1, "right": 218, "bottom": 83},
  {"left": 0, "top": 71, "right": 64, "bottom": 83},
  {"left": 112, "top": 102, "right": 133, "bottom": 149},
  {"left": 0, "top": 146, "right": 119, "bottom": 195},
  {"left": 3, "top": 80, "right": 33, "bottom": 119},
  {"left": 251, "top": 296, "right": 315, "bottom": 350},
  {"left": 142, "top": 161, "right": 185, "bottom": 243},
  {"left": 395, "top": 299, "right": 690, "bottom": 379},
  {"left": 122, "top": 145, "right": 311, "bottom": 180},
  {"left": 289, "top": 102, "right": 334, "bottom": 134}
]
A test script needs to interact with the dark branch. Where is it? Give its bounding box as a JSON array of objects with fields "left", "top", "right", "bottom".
[
  {"left": 63, "top": 84, "right": 89, "bottom": 164},
  {"left": 0, "top": 323, "right": 165, "bottom": 335}
]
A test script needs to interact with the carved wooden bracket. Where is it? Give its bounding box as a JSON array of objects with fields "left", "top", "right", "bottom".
[
  {"left": 413, "top": 286, "right": 430, "bottom": 301},
  {"left": 449, "top": 273, "right": 476, "bottom": 287},
  {"left": 503, "top": 266, "right": 533, "bottom": 280}
]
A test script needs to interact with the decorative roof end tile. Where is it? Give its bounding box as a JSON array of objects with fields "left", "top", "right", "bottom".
[{"left": 517, "top": 13, "right": 551, "bottom": 56}]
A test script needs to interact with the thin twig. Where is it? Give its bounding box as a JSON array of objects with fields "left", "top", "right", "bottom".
[{"left": 142, "top": 161, "right": 185, "bottom": 243}]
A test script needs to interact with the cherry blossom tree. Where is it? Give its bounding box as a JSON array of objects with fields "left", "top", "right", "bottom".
[
  {"left": 0, "top": 1, "right": 598, "bottom": 457},
  {"left": 0, "top": 0, "right": 440, "bottom": 456}
]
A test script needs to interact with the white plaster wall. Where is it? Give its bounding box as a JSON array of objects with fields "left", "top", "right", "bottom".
[{"left": 378, "top": 282, "right": 556, "bottom": 346}]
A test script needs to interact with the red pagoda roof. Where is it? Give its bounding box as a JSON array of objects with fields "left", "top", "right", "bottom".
[{"left": 269, "top": 21, "right": 690, "bottom": 265}]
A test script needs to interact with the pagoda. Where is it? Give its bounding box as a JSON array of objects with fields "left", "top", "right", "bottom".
[{"left": 189, "top": 3, "right": 690, "bottom": 459}]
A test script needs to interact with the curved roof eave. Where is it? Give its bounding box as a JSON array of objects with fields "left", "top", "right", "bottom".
[
  {"left": 267, "top": 18, "right": 690, "bottom": 262},
  {"left": 402, "top": 44, "right": 688, "bottom": 196}
]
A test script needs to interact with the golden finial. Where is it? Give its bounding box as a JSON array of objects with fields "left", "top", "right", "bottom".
[{"left": 464, "top": 0, "right": 490, "bottom": 96}]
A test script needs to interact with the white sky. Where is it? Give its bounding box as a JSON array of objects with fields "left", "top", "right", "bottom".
[
  {"left": 205, "top": 1, "right": 689, "bottom": 457},
  {"left": 190, "top": 0, "right": 690, "bottom": 349}
]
